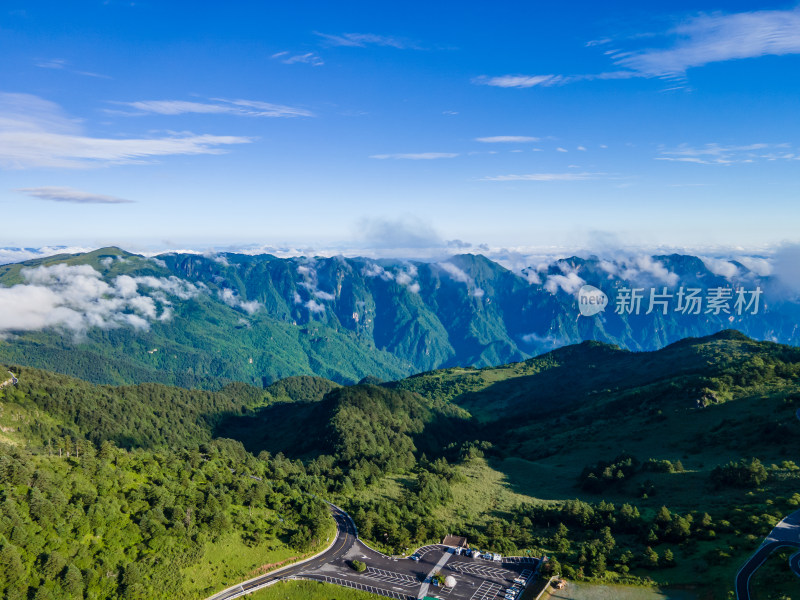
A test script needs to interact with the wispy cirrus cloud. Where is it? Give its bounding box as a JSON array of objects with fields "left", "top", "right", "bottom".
[
  {"left": 112, "top": 98, "right": 314, "bottom": 118},
  {"left": 315, "top": 31, "right": 419, "bottom": 49},
  {"left": 271, "top": 51, "right": 324, "bottom": 66},
  {"left": 0, "top": 92, "right": 253, "bottom": 169},
  {"left": 473, "top": 72, "right": 635, "bottom": 89},
  {"left": 656, "top": 142, "right": 797, "bottom": 165},
  {"left": 475, "top": 7, "right": 800, "bottom": 88},
  {"left": 482, "top": 172, "right": 602, "bottom": 182},
  {"left": 370, "top": 152, "right": 459, "bottom": 160},
  {"left": 613, "top": 7, "right": 800, "bottom": 78},
  {"left": 17, "top": 186, "right": 134, "bottom": 204},
  {"left": 475, "top": 135, "right": 539, "bottom": 143},
  {"left": 35, "top": 58, "right": 111, "bottom": 79}
]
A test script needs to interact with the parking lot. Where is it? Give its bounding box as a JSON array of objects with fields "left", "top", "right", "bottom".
[{"left": 297, "top": 540, "right": 539, "bottom": 600}]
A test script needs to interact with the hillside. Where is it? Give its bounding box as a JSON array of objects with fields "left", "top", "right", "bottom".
[
  {"left": 1, "top": 247, "right": 798, "bottom": 388},
  {"left": 217, "top": 332, "right": 800, "bottom": 598},
  {"left": 2, "top": 333, "right": 800, "bottom": 598},
  {"left": 0, "top": 371, "right": 334, "bottom": 600},
  {"left": 393, "top": 329, "right": 800, "bottom": 421}
]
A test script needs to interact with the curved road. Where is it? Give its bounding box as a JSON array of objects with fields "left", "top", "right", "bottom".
[
  {"left": 735, "top": 407, "right": 800, "bottom": 599},
  {"left": 206, "top": 504, "right": 357, "bottom": 600}
]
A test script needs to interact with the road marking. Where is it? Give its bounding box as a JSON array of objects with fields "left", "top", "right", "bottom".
[
  {"left": 449, "top": 562, "right": 514, "bottom": 579},
  {"left": 414, "top": 544, "right": 443, "bottom": 558},
  {"left": 469, "top": 580, "right": 503, "bottom": 600},
  {"left": 314, "top": 575, "right": 415, "bottom": 600},
  {"left": 364, "top": 567, "right": 418, "bottom": 588}
]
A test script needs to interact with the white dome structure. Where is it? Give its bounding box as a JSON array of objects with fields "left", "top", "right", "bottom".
[{"left": 444, "top": 575, "right": 457, "bottom": 588}]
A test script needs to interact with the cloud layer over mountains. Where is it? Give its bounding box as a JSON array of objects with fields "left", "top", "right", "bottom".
[{"left": 0, "top": 264, "right": 202, "bottom": 336}]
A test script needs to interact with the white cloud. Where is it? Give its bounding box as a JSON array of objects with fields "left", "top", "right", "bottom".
[
  {"left": 475, "top": 136, "right": 539, "bottom": 143},
  {"left": 305, "top": 299, "right": 325, "bottom": 313},
  {"left": 204, "top": 251, "right": 230, "bottom": 266},
  {"left": 736, "top": 256, "right": 771, "bottom": 277},
  {"left": 556, "top": 147, "right": 568, "bottom": 152},
  {"left": 315, "top": 32, "right": 416, "bottom": 49},
  {"left": 472, "top": 72, "right": 636, "bottom": 89},
  {"left": 656, "top": 143, "right": 794, "bottom": 165},
  {"left": 544, "top": 272, "right": 585, "bottom": 295},
  {"left": 0, "top": 246, "right": 96, "bottom": 266},
  {"left": 620, "top": 256, "right": 679, "bottom": 286},
  {"left": 394, "top": 264, "right": 420, "bottom": 293},
  {"left": 36, "top": 58, "right": 68, "bottom": 70},
  {"left": 438, "top": 262, "right": 483, "bottom": 298},
  {"left": 520, "top": 268, "right": 541, "bottom": 285},
  {"left": 370, "top": 152, "right": 458, "bottom": 160},
  {"left": 481, "top": 172, "right": 600, "bottom": 182},
  {"left": 0, "top": 264, "right": 202, "bottom": 336},
  {"left": 116, "top": 98, "right": 314, "bottom": 118},
  {"left": 612, "top": 8, "right": 800, "bottom": 78},
  {"left": 34, "top": 58, "right": 109, "bottom": 79},
  {"left": 520, "top": 331, "right": 571, "bottom": 350},
  {"left": 362, "top": 262, "right": 393, "bottom": 280},
  {"left": 0, "top": 93, "right": 252, "bottom": 169},
  {"left": 17, "top": 186, "right": 134, "bottom": 204},
  {"left": 294, "top": 261, "right": 336, "bottom": 303},
  {"left": 475, "top": 8, "right": 800, "bottom": 90},
  {"left": 271, "top": 51, "right": 324, "bottom": 66},
  {"left": 218, "top": 288, "right": 262, "bottom": 314},
  {"left": 699, "top": 257, "right": 740, "bottom": 279},
  {"left": 439, "top": 262, "right": 471, "bottom": 284},
  {"left": 473, "top": 75, "right": 565, "bottom": 88}
]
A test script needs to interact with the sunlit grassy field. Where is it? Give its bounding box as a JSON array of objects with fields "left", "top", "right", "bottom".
[
  {"left": 183, "top": 513, "right": 337, "bottom": 598},
  {"left": 249, "top": 579, "right": 384, "bottom": 600}
]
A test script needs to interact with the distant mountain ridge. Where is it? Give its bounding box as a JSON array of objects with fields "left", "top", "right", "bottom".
[{"left": 0, "top": 246, "right": 797, "bottom": 386}]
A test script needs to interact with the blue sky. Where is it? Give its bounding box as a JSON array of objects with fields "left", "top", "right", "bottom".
[{"left": 2, "top": 0, "right": 800, "bottom": 255}]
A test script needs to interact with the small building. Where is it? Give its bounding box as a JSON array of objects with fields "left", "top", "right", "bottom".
[{"left": 442, "top": 534, "right": 469, "bottom": 549}]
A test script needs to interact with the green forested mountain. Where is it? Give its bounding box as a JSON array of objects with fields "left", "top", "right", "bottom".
[
  {"left": 0, "top": 370, "right": 334, "bottom": 600},
  {"left": 1, "top": 247, "right": 799, "bottom": 388},
  {"left": 204, "top": 331, "right": 800, "bottom": 597},
  {"left": 2, "top": 331, "right": 800, "bottom": 599}
]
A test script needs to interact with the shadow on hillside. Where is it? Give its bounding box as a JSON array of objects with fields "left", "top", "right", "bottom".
[{"left": 213, "top": 400, "right": 331, "bottom": 459}]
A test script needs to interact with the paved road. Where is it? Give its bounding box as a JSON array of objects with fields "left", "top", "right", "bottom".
[
  {"left": 0, "top": 371, "right": 17, "bottom": 389},
  {"left": 735, "top": 407, "right": 800, "bottom": 599},
  {"left": 206, "top": 505, "right": 357, "bottom": 600},
  {"left": 790, "top": 550, "right": 800, "bottom": 576}
]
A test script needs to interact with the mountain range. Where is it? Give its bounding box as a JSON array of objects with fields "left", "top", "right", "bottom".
[{"left": 0, "top": 247, "right": 797, "bottom": 387}]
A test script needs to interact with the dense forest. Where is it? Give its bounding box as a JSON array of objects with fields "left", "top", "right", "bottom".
[
  {"left": 2, "top": 330, "right": 800, "bottom": 599},
  {"left": 0, "top": 439, "right": 330, "bottom": 600}
]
